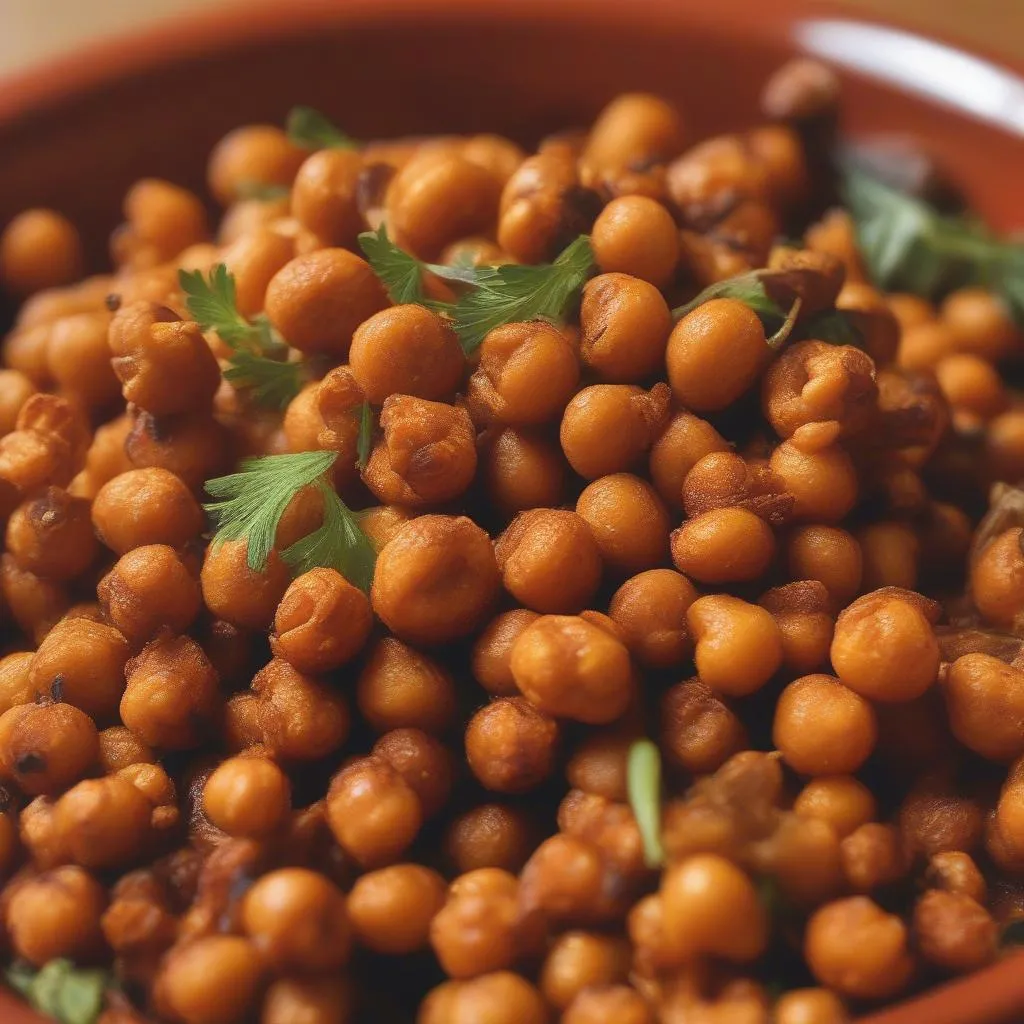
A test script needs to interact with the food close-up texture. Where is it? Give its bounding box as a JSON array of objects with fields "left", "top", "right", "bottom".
[{"left": 0, "top": 53, "right": 1022, "bottom": 1024}]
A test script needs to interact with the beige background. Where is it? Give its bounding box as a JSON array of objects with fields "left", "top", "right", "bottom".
[{"left": 1, "top": 0, "right": 1023, "bottom": 77}]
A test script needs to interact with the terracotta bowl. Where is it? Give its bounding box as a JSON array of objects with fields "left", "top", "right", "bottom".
[{"left": 0, "top": 0, "right": 1023, "bottom": 1021}]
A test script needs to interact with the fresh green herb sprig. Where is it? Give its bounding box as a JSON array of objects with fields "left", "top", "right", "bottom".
[
  {"left": 627, "top": 739, "right": 665, "bottom": 869},
  {"left": 179, "top": 264, "right": 303, "bottom": 410},
  {"left": 356, "top": 400, "right": 373, "bottom": 471},
  {"left": 5, "top": 959, "right": 110, "bottom": 1024},
  {"left": 286, "top": 107, "right": 358, "bottom": 150},
  {"left": 842, "top": 165, "right": 1024, "bottom": 324},
  {"left": 203, "top": 450, "right": 376, "bottom": 592}
]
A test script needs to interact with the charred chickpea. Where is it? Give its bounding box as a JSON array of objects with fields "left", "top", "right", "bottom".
[
  {"left": 124, "top": 410, "right": 231, "bottom": 489},
  {"left": 202, "top": 756, "right": 291, "bottom": 838},
  {"left": 578, "top": 273, "right": 673, "bottom": 381},
  {"left": 291, "top": 147, "right": 365, "bottom": 247},
  {"left": 113, "top": 178, "right": 208, "bottom": 268},
  {"left": 373, "top": 728, "right": 455, "bottom": 818},
  {"left": 577, "top": 473, "right": 671, "bottom": 574},
  {"left": 92, "top": 468, "right": 203, "bottom": 555},
  {"left": 649, "top": 410, "right": 729, "bottom": 510},
  {"left": 609, "top": 569, "right": 697, "bottom": 669},
  {"left": 465, "top": 697, "right": 559, "bottom": 794},
  {"left": 591, "top": 198, "right": 680, "bottom": 288},
  {"left": 0, "top": 650, "right": 34, "bottom": 714},
  {"left": 201, "top": 539, "right": 292, "bottom": 631},
  {"left": 495, "top": 508, "right": 602, "bottom": 614},
  {"left": 0, "top": 368, "right": 36, "bottom": 434},
  {"left": 444, "top": 803, "right": 536, "bottom": 874},
  {"left": 942, "top": 654, "right": 1024, "bottom": 762},
  {"left": 47, "top": 311, "right": 120, "bottom": 409},
  {"left": 0, "top": 209, "right": 83, "bottom": 296},
  {"left": 0, "top": 699, "right": 98, "bottom": 795},
  {"left": 671, "top": 507, "right": 776, "bottom": 584},
  {"left": 6, "top": 486, "right": 96, "bottom": 579},
  {"left": 540, "top": 931, "right": 632, "bottom": 1010},
  {"left": 794, "top": 776, "right": 877, "bottom": 839},
  {"left": 759, "top": 580, "right": 834, "bottom": 674},
  {"left": 661, "top": 678, "right": 748, "bottom": 775},
  {"left": 207, "top": 124, "right": 306, "bottom": 205},
  {"left": 941, "top": 286, "right": 1019, "bottom": 362},
  {"left": 481, "top": 427, "right": 566, "bottom": 517},
  {"left": 347, "top": 863, "right": 446, "bottom": 954},
  {"left": 785, "top": 524, "right": 862, "bottom": 610}
]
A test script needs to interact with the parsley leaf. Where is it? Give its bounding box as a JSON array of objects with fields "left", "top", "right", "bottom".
[
  {"left": 672, "top": 271, "right": 784, "bottom": 323},
  {"left": 356, "top": 400, "right": 373, "bottom": 471},
  {"left": 286, "top": 107, "right": 358, "bottom": 150},
  {"left": 179, "top": 264, "right": 254, "bottom": 347},
  {"left": 627, "top": 739, "right": 665, "bottom": 869},
  {"left": 358, "top": 225, "right": 437, "bottom": 306},
  {"left": 223, "top": 351, "right": 304, "bottom": 411},
  {"left": 5, "top": 959, "right": 109, "bottom": 1024}
]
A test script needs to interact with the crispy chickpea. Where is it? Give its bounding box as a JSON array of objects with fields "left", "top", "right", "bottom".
[
  {"left": 898, "top": 775, "right": 984, "bottom": 858},
  {"left": 372, "top": 728, "right": 454, "bottom": 818},
  {"left": 121, "top": 635, "right": 219, "bottom": 749},
  {"left": 835, "top": 281, "right": 900, "bottom": 366},
  {"left": 265, "top": 249, "right": 388, "bottom": 356},
  {"left": 202, "top": 756, "right": 290, "bottom": 838},
  {"left": 840, "top": 823, "right": 908, "bottom": 892},
  {"left": 769, "top": 441, "right": 858, "bottom": 523},
  {"left": 937, "top": 353, "right": 1008, "bottom": 423},
  {"left": 565, "top": 730, "right": 634, "bottom": 801},
  {"left": 124, "top": 410, "right": 231, "bottom": 489},
  {"left": 666, "top": 134, "right": 769, "bottom": 224},
  {"left": 371, "top": 515, "right": 500, "bottom": 645},
  {"left": 785, "top": 525, "right": 862, "bottom": 610},
  {"left": 262, "top": 976, "right": 354, "bottom": 1024},
  {"left": 926, "top": 851, "right": 987, "bottom": 902},
  {"left": 942, "top": 654, "right": 1024, "bottom": 762},
  {"left": 991, "top": 758, "right": 1024, "bottom": 871},
  {"left": 0, "top": 650, "right": 34, "bottom": 714},
  {"left": 794, "top": 776, "right": 877, "bottom": 839},
  {"left": 466, "top": 320, "right": 579, "bottom": 427},
  {"left": 914, "top": 889, "right": 997, "bottom": 974},
  {"left": 510, "top": 614, "right": 633, "bottom": 724},
  {"left": 971, "top": 527, "right": 1024, "bottom": 628},
  {"left": 563, "top": 987, "right": 653, "bottom": 1024},
  {"left": 480, "top": 427, "right": 565, "bottom": 518},
  {"left": 201, "top": 539, "right": 292, "bottom": 631},
  {"left": 52, "top": 774, "right": 153, "bottom": 868},
  {"left": 649, "top": 411, "right": 730, "bottom": 510},
  {"left": 0, "top": 209, "right": 84, "bottom": 296},
  {"left": 539, "top": 931, "right": 631, "bottom": 1010},
  {"left": 219, "top": 225, "right": 295, "bottom": 317},
  {"left": 672, "top": 508, "right": 776, "bottom": 584},
  {"left": 582, "top": 92, "right": 684, "bottom": 172},
  {"left": 326, "top": 756, "right": 422, "bottom": 868},
  {"left": 774, "top": 675, "right": 877, "bottom": 775},
  {"left": 207, "top": 124, "right": 306, "bottom": 205},
  {"left": 495, "top": 509, "right": 602, "bottom": 614},
  {"left": 687, "top": 595, "right": 783, "bottom": 696},
  {"left": 6, "top": 486, "right": 96, "bottom": 579},
  {"left": 661, "top": 678, "right": 747, "bottom": 775},
  {"left": 421, "top": 972, "right": 547, "bottom": 1024},
  {"left": 357, "top": 503, "right": 413, "bottom": 551},
  {"left": 465, "top": 697, "right": 559, "bottom": 793},
  {"left": 773, "top": 989, "right": 849, "bottom": 1024},
  {"left": 898, "top": 320, "right": 959, "bottom": 371},
  {"left": 92, "top": 468, "right": 203, "bottom": 555},
  {"left": 81, "top": 413, "right": 133, "bottom": 487},
  {"left": 155, "top": 935, "right": 263, "bottom": 1024},
  {"left": 357, "top": 637, "right": 457, "bottom": 734},
  {"left": 291, "top": 147, "right": 364, "bottom": 247},
  {"left": 29, "top": 616, "right": 129, "bottom": 721},
  {"left": 444, "top": 803, "right": 536, "bottom": 874},
  {"left": 753, "top": 812, "right": 844, "bottom": 907},
  {"left": 831, "top": 588, "right": 941, "bottom": 702},
  {"left": 682, "top": 450, "right": 792, "bottom": 525},
  {"left": 759, "top": 580, "right": 834, "bottom": 674},
  {"left": 6, "top": 865, "right": 106, "bottom": 965},
  {"left": 0, "top": 368, "right": 37, "bottom": 434},
  {"left": 47, "top": 312, "right": 120, "bottom": 408},
  {"left": 579, "top": 273, "right": 673, "bottom": 381},
  {"left": 577, "top": 474, "right": 670, "bottom": 574},
  {"left": 941, "top": 286, "right": 1019, "bottom": 362},
  {"left": 1, "top": 554, "right": 71, "bottom": 643},
  {"left": 113, "top": 179, "right": 207, "bottom": 268},
  {"left": 609, "top": 569, "right": 697, "bottom": 669},
  {"left": 0, "top": 699, "right": 98, "bottom": 795},
  {"left": 591, "top": 198, "right": 679, "bottom": 288},
  {"left": 348, "top": 863, "right": 446, "bottom": 954}
]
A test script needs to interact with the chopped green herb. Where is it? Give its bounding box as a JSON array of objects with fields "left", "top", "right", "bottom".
[
  {"left": 286, "top": 106, "right": 358, "bottom": 150},
  {"left": 356, "top": 400, "right": 374, "bottom": 471},
  {"left": 627, "top": 739, "right": 665, "bottom": 869},
  {"left": 4, "top": 960, "right": 109, "bottom": 1024}
]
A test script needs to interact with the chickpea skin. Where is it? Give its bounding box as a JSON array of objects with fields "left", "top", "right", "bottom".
[
  {"left": 609, "top": 569, "right": 697, "bottom": 669},
  {"left": 202, "top": 756, "right": 291, "bottom": 838},
  {"left": 577, "top": 474, "right": 671, "bottom": 573},
  {"left": 671, "top": 507, "right": 776, "bottom": 584},
  {"left": 347, "top": 864, "right": 447, "bottom": 954},
  {"left": 93, "top": 468, "right": 204, "bottom": 554},
  {"left": 0, "top": 209, "right": 83, "bottom": 296},
  {"left": 943, "top": 654, "right": 1024, "bottom": 762},
  {"left": 6, "top": 486, "right": 97, "bottom": 580},
  {"left": 971, "top": 527, "right": 1024, "bottom": 628},
  {"left": 0, "top": 700, "right": 98, "bottom": 795},
  {"left": 591, "top": 197, "right": 680, "bottom": 288},
  {"left": 465, "top": 697, "right": 559, "bottom": 793}
]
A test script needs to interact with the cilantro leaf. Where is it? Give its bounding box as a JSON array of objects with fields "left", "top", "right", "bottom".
[
  {"left": 627, "top": 739, "right": 665, "bottom": 869},
  {"left": 4, "top": 960, "right": 109, "bottom": 1024},
  {"left": 286, "top": 107, "right": 358, "bottom": 150}
]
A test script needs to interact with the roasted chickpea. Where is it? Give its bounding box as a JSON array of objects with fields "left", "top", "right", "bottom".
[
  {"left": 201, "top": 539, "right": 292, "bottom": 631},
  {"left": 480, "top": 427, "right": 566, "bottom": 519},
  {"left": 971, "top": 527, "right": 1024, "bottom": 628},
  {"left": 421, "top": 972, "right": 547, "bottom": 1024},
  {"left": 207, "top": 124, "right": 306, "bottom": 205},
  {"left": 262, "top": 976, "right": 354, "bottom": 1024},
  {"left": 113, "top": 178, "right": 207, "bottom": 268},
  {"left": 1, "top": 553, "right": 71, "bottom": 643},
  {"left": 124, "top": 410, "right": 231, "bottom": 489},
  {"left": 47, "top": 312, "right": 120, "bottom": 409},
  {"left": 465, "top": 697, "right": 559, "bottom": 793},
  {"left": 0, "top": 368, "right": 37, "bottom": 434},
  {"left": 577, "top": 473, "right": 670, "bottom": 573},
  {"left": 898, "top": 776, "right": 984, "bottom": 859},
  {"left": 914, "top": 889, "right": 997, "bottom": 974},
  {"left": 769, "top": 440, "right": 858, "bottom": 523},
  {"left": 1, "top": 209, "right": 84, "bottom": 296},
  {"left": 348, "top": 863, "right": 446, "bottom": 954},
  {"left": 941, "top": 286, "right": 1019, "bottom": 362},
  {"left": 444, "top": 803, "right": 536, "bottom": 874},
  {"left": 202, "top": 756, "right": 290, "bottom": 838},
  {"left": 794, "top": 776, "right": 877, "bottom": 839},
  {"left": 6, "top": 486, "right": 96, "bottom": 579},
  {"left": 661, "top": 678, "right": 747, "bottom": 775},
  {"left": 785, "top": 525, "right": 862, "bottom": 610},
  {"left": 943, "top": 654, "right": 1024, "bottom": 762},
  {"left": 609, "top": 569, "right": 697, "bottom": 669},
  {"left": 773, "top": 989, "right": 849, "bottom": 1024},
  {"left": 649, "top": 411, "right": 730, "bottom": 510},
  {"left": 540, "top": 931, "right": 631, "bottom": 1010},
  {"left": 759, "top": 580, "right": 834, "bottom": 674},
  {"left": 591, "top": 198, "right": 679, "bottom": 288},
  {"left": 0, "top": 650, "right": 34, "bottom": 714},
  {"left": 671, "top": 507, "right": 776, "bottom": 584},
  {"left": 292, "top": 147, "right": 365, "bottom": 247},
  {"left": 0, "top": 699, "right": 98, "bottom": 795},
  {"left": 925, "top": 851, "right": 987, "bottom": 902},
  {"left": 840, "top": 823, "right": 908, "bottom": 892}
]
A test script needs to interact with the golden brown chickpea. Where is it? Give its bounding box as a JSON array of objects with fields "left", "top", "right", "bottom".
[
  {"left": 539, "top": 931, "right": 631, "bottom": 1010},
  {"left": 759, "top": 580, "right": 834, "bottom": 674},
  {"left": 752, "top": 812, "right": 844, "bottom": 907},
  {"left": 839, "top": 823, "right": 908, "bottom": 893},
  {"left": 6, "top": 486, "right": 96, "bottom": 579},
  {"left": 579, "top": 273, "right": 673, "bottom": 381},
  {"left": 582, "top": 92, "right": 684, "bottom": 170},
  {"left": 347, "top": 863, "right": 446, "bottom": 955},
  {"left": 371, "top": 515, "right": 500, "bottom": 645},
  {"left": 202, "top": 756, "right": 290, "bottom": 838},
  {"left": 465, "top": 696, "right": 559, "bottom": 793},
  {"left": 794, "top": 776, "right": 877, "bottom": 839},
  {"left": 835, "top": 281, "right": 900, "bottom": 367},
  {"left": 785, "top": 525, "right": 862, "bottom": 611},
  {"left": 925, "top": 851, "right": 987, "bottom": 902},
  {"left": 93, "top": 468, "right": 202, "bottom": 556},
  {"left": 363, "top": 395, "right": 477, "bottom": 507},
  {"left": 46, "top": 312, "right": 120, "bottom": 408},
  {"left": 609, "top": 569, "right": 697, "bottom": 669},
  {"left": 121, "top": 635, "right": 219, "bottom": 749},
  {"left": 666, "top": 135, "right": 769, "bottom": 224},
  {"left": 154, "top": 935, "right": 263, "bottom": 1024},
  {"left": 577, "top": 473, "right": 670, "bottom": 574},
  {"left": 326, "top": 756, "right": 422, "bottom": 868},
  {"left": 0, "top": 650, "right": 34, "bottom": 714},
  {"left": 262, "top": 976, "right": 354, "bottom": 1024},
  {"left": 372, "top": 727, "right": 454, "bottom": 819},
  {"left": 98, "top": 544, "right": 201, "bottom": 646},
  {"left": 774, "top": 674, "right": 877, "bottom": 775},
  {"left": 511, "top": 614, "right": 633, "bottom": 724},
  {"left": 563, "top": 730, "right": 633, "bottom": 802},
  {"left": 466, "top": 320, "right": 580, "bottom": 427},
  {"left": 2, "top": 324, "right": 53, "bottom": 387},
  {"left": 941, "top": 286, "right": 1019, "bottom": 362},
  {"left": 219, "top": 225, "right": 295, "bottom": 317},
  {"left": 52, "top": 774, "right": 153, "bottom": 868},
  {"left": 898, "top": 776, "right": 984, "bottom": 859},
  {"left": 265, "top": 249, "right": 388, "bottom": 355},
  {"left": 560, "top": 382, "right": 670, "bottom": 480},
  {"left": 971, "top": 527, "right": 1024, "bottom": 628},
  {"left": 897, "top": 319, "right": 959, "bottom": 372},
  {"left": 0, "top": 699, "right": 98, "bottom": 795},
  {"left": 649, "top": 411, "right": 730, "bottom": 510},
  {"left": 444, "top": 803, "right": 536, "bottom": 874},
  {"left": 935, "top": 352, "right": 1007, "bottom": 426},
  {"left": 81, "top": 413, "right": 133, "bottom": 487},
  {"left": 459, "top": 135, "right": 525, "bottom": 185},
  {"left": 124, "top": 410, "right": 231, "bottom": 489},
  {"left": 495, "top": 509, "right": 602, "bottom": 614},
  {"left": 914, "top": 889, "right": 997, "bottom": 974},
  {"left": 201, "top": 539, "right": 292, "bottom": 631},
  {"left": 942, "top": 654, "right": 1024, "bottom": 762},
  {"left": 480, "top": 427, "right": 566, "bottom": 518},
  {"left": 291, "top": 147, "right": 365, "bottom": 247},
  {"left": 747, "top": 123, "right": 809, "bottom": 207},
  {"left": 886, "top": 292, "right": 936, "bottom": 333},
  {"left": 769, "top": 440, "right": 858, "bottom": 523},
  {"left": 207, "top": 125, "right": 306, "bottom": 205},
  {"left": 357, "top": 503, "right": 413, "bottom": 552},
  {"left": 773, "top": 989, "right": 849, "bottom": 1024},
  {"left": 682, "top": 451, "right": 792, "bottom": 525},
  {"left": 0, "top": 368, "right": 37, "bottom": 435},
  {"left": 564, "top": 986, "right": 653, "bottom": 1024},
  {"left": 671, "top": 507, "right": 776, "bottom": 585},
  {"left": 1, "top": 554, "right": 71, "bottom": 643},
  {"left": 6, "top": 865, "right": 106, "bottom": 965},
  {"left": 661, "top": 678, "right": 748, "bottom": 775},
  {"left": 991, "top": 758, "right": 1024, "bottom": 872},
  {"left": 590, "top": 197, "right": 680, "bottom": 288},
  {"left": 831, "top": 587, "right": 940, "bottom": 702},
  {"left": 421, "top": 972, "right": 547, "bottom": 1024},
  {"left": 29, "top": 616, "right": 129, "bottom": 721},
  {"left": 0, "top": 209, "right": 84, "bottom": 296},
  {"left": 112, "top": 178, "right": 208, "bottom": 268}
]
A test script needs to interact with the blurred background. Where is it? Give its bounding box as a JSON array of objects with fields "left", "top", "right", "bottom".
[{"left": 1, "top": 0, "right": 1023, "bottom": 76}]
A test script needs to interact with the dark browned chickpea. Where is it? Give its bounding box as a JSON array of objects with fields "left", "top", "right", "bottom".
[
  {"left": 265, "top": 249, "right": 388, "bottom": 356},
  {"left": 0, "top": 699, "right": 98, "bottom": 795},
  {"left": 925, "top": 851, "right": 987, "bottom": 902},
  {"left": 579, "top": 273, "right": 672, "bottom": 381},
  {"left": 794, "top": 776, "right": 877, "bottom": 839},
  {"left": 326, "top": 756, "right": 422, "bottom": 868},
  {"left": 666, "top": 135, "right": 769, "bottom": 225},
  {"left": 0, "top": 650, "right": 34, "bottom": 714},
  {"left": 444, "top": 803, "right": 536, "bottom": 874},
  {"left": 29, "top": 616, "right": 129, "bottom": 721},
  {"left": 202, "top": 756, "right": 291, "bottom": 838},
  {"left": 6, "top": 486, "right": 96, "bottom": 579},
  {"left": 671, "top": 507, "right": 776, "bottom": 584},
  {"left": 0, "top": 209, "right": 84, "bottom": 296},
  {"left": 971, "top": 527, "right": 1024, "bottom": 628},
  {"left": 785, "top": 525, "right": 862, "bottom": 611},
  {"left": 466, "top": 320, "right": 579, "bottom": 427},
  {"left": 577, "top": 473, "right": 670, "bottom": 574},
  {"left": 371, "top": 515, "right": 500, "bottom": 645},
  {"left": 357, "top": 637, "right": 457, "bottom": 735},
  {"left": 121, "top": 635, "right": 219, "bottom": 749},
  {"left": 540, "top": 931, "right": 631, "bottom": 1010},
  {"left": 609, "top": 569, "right": 697, "bottom": 669},
  {"left": 350, "top": 305, "right": 464, "bottom": 403},
  {"left": 47, "top": 312, "right": 120, "bottom": 409},
  {"left": 649, "top": 411, "right": 730, "bottom": 510},
  {"left": 560, "top": 382, "right": 670, "bottom": 480},
  {"left": 898, "top": 776, "right": 984, "bottom": 859},
  {"left": 511, "top": 614, "right": 633, "bottom": 724},
  {"left": 914, "top": 889, "right": 997, "bottom": 974},
  {"left": 124, "top": 409, "right": 231, "bottom": 489},
  {"left": 92, "top": 468, "right": 203, "bottom": 555},
  {"left": 831, "top": 588, "right": 940, "bottom": 702},
  {"left": 591, "top": 198, "right": 679, "bottom": 288},
  {"left": 292, "top": 147, "right": 365, "bottom": 247},
  {"left": 363, "top": 395, "right": 477, "bottom": 507},
  {"left": 1, "top": 553, "right": 70, "bottom": 643},
  {"left": 465, "top": 697, "right": 559, "bottom": 793},
  {"left": 207, "top": 124, "right": 306, "bottom": 205},
  {"left": 201, "top": 539, "right": 292, "bottom": 631},
  {"left": 0, "top": 368, "right": 37, "bottom": 434},
  {"left": 759, "top": 580, "right": 834, "bottom": 674},
  {"left": 564, "top": 986, "right": 654, "bottom": 1024},
  {"left": 112, "top": 178, "right": 207, "bottom": 268},
  {"left": 262, "top": 976, "right": 354, "bottom": 1024},
  {"left": 661, "top": 678, "right": 747, "bottom": 775},
  {"left": 495, "top": 509, "right": 602, "bottom": 614},
  {"left": 480, "top": 427, "right": 566, "bottom": 518},
  {"left": 348, "top": 863, "right": 446, "bottom": 954},
  {"left": 839, "top": 823, "right": 908, "bottom": 893},
  {"left": 941, "top": 286, "right": 1019, "bottom": 362},
  {"left": 942, "top": 654, "right": 1024, "bottom": 762},
  {"left": 52, "top": 774, "right": 153, "bottom": 868},
  {"left": 6, "top": 865, "right": 106, "bottom": 965},
  {"left": 373, "top": 728, "right": 454, "bottom": 818}
]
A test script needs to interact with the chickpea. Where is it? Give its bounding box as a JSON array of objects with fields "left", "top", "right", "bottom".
[
  {"left": 444, "top": 803, "right": 536, "bottom": 874},
  {"left": 785, "top": 525, "right": 862, "bottom": 610},
  {"left": 262, "top": 976, "right": 354, "bottom": 1024},
  {"left": 666, "top": 135, "right": 769, "bottom": 225},
  {"left": 326, "top": 756, "right": 422, "bottom": 868},
  {"left": 371, "top": 728, "right": 453, "bottom": 819},
  {"left": 47, "top": 312, "right": 120, "bottom": 408},
  {"left": 769, "top": 440, "right": 858, "bottom": 523},
  {"left": 112, "top": 178, "right": 208, "bottom": 268},
  {"left": 121, "top": 635, "right": 220, "bottom": 749},
  {"left": 201, "top": 756, "right": 290, "bottom": 838},
  {"left": 751, "top": 812, "right": 843, "bottom": 907},
  {"left": 759, "top": 580, "right": 834, "bottom": 674},
  {"left": 649, "top": 411, "right": 730, "bottom": 510},
  {"left": 835, "top": 281, "right": 900, "bottom": 366},
  {"left": 563, "top": 986, "right": 653, "bottom": 1024},
  {"left": 687, "top": 595, "right": 784, "bottom": 696},
  {"left": 371, "top": 515, "right": 500, "bottom": 645},
  {"left": 898, "top": 320, "right": 959, "bottom": 371},
  {"left": 92, "top": 468, "right": 203, "bottom": 555},
  {"left": 0, "top": 209, "right": 83, "bottom": 296},
  {"left": 576, "top": 473, "right": 670, "bottom": 574},
  {"left": 343, "top": 863, "right": 445, "bottom": 955},
  {"left": 265, "top": 249, "right": 388, "bottom": 355},
  {"left": 661, "top": 678, "right": 747, "bottom": 775},
  {"left": 511, "top": 614, "right": 633, "bottom": 724},
  {"left": 794, "top": 776, "right": 877, "bottom": 839},
  {"left": 207, "top": 124, "right": 306, "bottom": 205},
  {"left": 1, "top": 553, "right": 71, "bottom": 643},
  {"left": 6, "top": 486, "right": 96, "bottom": 579},
  {"left": 582, "top": 92, "right": 684, "bottom": 172},
  {"left": 480, "top": 427, "right": 566, "bottom": 517},
  {"left": 942, "top": 653, "right": 1024, "bottom": 762},
  {"left": 357, "top": 637, "right": 457, "bottom": 735},
  {"left": 609, "top": 569, "right": 696, "bottom": 669},
  {"left": 564, "top": 730, "right": 633, "bottom": 802},
  {"left": 0, "top": 650, "right": 34, "bottom": 714},
  {"left": 672, "top": 508, "right": 776, "bottom": 585},
  {"left": 465, "top": 697, "right": 559, "bottom": 793},
  {"left": 519, "top": 833, "right": 613, "bottom": 924},
  {"left": 357, "top": 503, "right": 413, "bottom": 551},
  {"left": 831, "top": 588, "right": 941, "bottom": 702},
  {"left": 201, "top": 539, "right": 292, "bottom": 631},
  {"left": 682, "top": 451, "right": 792, "bottom": 525},
  {"left": 539, "top": 931, "right": 631, "bottom": 1010},
  {"left": 52, "top": 774, "right": 153, "bottom": 868},
  {"left": 991, "top": 758, "right": 1024, "bottom": 872},
  {"left": 971, "top": 527, "right": 1024, "bottom": 628},
  {"left": 840, "top": 823, "right": 908, "bottom": 892},
  {"left": 773, "top": 989, "right": 849, "bottom": 1024},
  {"left": 925, "top": 851, "right": 987, "bottom": 903},
  {"left": 219, "top": 226, "right": 295, "bottom": 318},
  {"left": 124, "top": 410, "right": 231, "bottom": 489},
  {"left": 941, "top": 286, "right": 1019, "bottom": 362},
  {"left": 915, "top": 889, "right": 997, "bottom": 974},
  {"left": 466, "top": 320, "right": 579, "bottom": 427},
  {"left": 579, "top": 273, "right": 673, "bottom": 380},
  {"left": 421, "top": 972, "right": 547, "bottom": 1024},
  {"left": 6, "top": 865, "right": 106, "bottom": 965},
  {"left": 590, "top": 198, "right": 679, "bottom": 289},
  {"left": 935, "top": 353, "right": 1007, "bottom": 427},
  {"left": 291, "top": 147, "right": 364, "bottom": 247},
  {"left": 805, "top": 897, "right": 913, "bottom": 999},
  {"left": 898, "top": 775, "right": 984, "bottom": 858},
  {"left": 81, "top": 413, "right": 133, "bottom": 488},
  {"left": 0, "top": 369, "right": 37, "bottom": 435},
  {"left": 29, "top": 617, "right": 130, "bottom": 721},
  {"left": 0, "top": 699, "right": 98, "bottom": 795}
]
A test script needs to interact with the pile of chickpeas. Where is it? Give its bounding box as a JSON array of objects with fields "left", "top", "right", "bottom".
[{"left": 0, "top": 55, "right": 1022, "bottom": 1024}]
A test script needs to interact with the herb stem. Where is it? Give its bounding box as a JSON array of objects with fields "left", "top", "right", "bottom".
[{"left": 627, "top": 739, "right": 665, "bottom": 869}]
